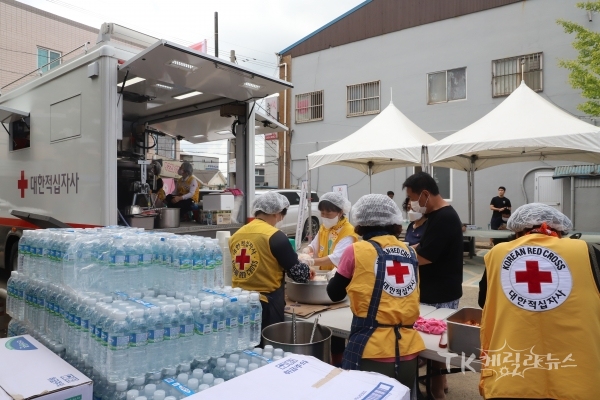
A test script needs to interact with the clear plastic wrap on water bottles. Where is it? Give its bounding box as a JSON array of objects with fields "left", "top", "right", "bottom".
[
  {"left": 146, "top": 306, "right": 164, "bottom": 374},
  {"left": 224, "top": 298, "right": 238, "bottom": 354},
  {"left": 128, "top": 309, "right": 148, "bottom": 379},
  {"left": 138, "top": 233, "right": 153, "bottom": 290},
  {"left": 211, "top": 239, "right": 224, "bottom": 288},
  {"left": 80, "top": 297, "right": 96, "bottom": 365},
  {"left": 162, "top": 304, "right": 179, "bottom": 368},
  {"left": 236, "top": 294, "right": 250, "bottom": 351},
  {"left": 18, "top": 231, "right": 32, "bottom": 276},
  {"left": 106, "top": 310, "right": 129, "bottom": 383},
  {"left": 193, "top": 301, "right": 212, "bottom": 363},
  {"left": 109, "top": 236, "right": 126, "bottom": 293},
  {"left": 190, "top": 238, "right": 205, "bottom": 292},
  {"left": 248, "top": 293, "right": 262, "bottom": 348},
  {"left": 123, "top": 235, "right": 141, "bottom": 293},
  {"left": 177, "top": 303, "right": 194, "bottom": 364},
  {"left": 210, "top": 298, "right": 226, "bottom": 358}
]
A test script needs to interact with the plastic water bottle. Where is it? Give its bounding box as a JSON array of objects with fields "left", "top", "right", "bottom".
[
  {"left": 204, "top": 242, "right": 215, "bottom": 288},
  {"left": 152, "top": 391, "right": 165, "bottom": 400},
  {"left": 6, "top": 271, "right": 17, "bottom": 317},
  {"left": 128, "top": 309, "right": 148, "bottom": 379},
  {"left": 15, "top": 273, "right": 26, "bottom": 321},
  {"left": 138, "top": 234, "right": 153, "bottom": 290},
  {"left": 109, "top": 236, "right": 126, "bottom": 292},
  {"left": 123, "top": 235, "right": 141, "bottom": 292},
  {"left": 186, "top": 378, "right": 199, "bottom": 392},
  {"left": 112, "top": 381, "right": 129, "bottom": 400},
  {"left": 211, "top": 240, "right": 224, "bottom": 288},
  {"left": 248, "top": 293, "right": 262, "bottom": 348},
  {"left": 131, "top": 377, "right": 146, "bottom": 392},
  {"left": 162, "top": 305, "right": 180, "bottom": 368},
  {"left": 18, "top": 232, "right": 31, "bottom": 276},
  {"left": 126, "top": 390, "right": 139, "bottom": 400},
  {"left": 236, "top": 295, "right": 250, "bottom": 351},
  {"left": 212, "top": 358, "right": 226, "bottom": 379},
  {"left": 80, "top": 297, "right": 96, "bottom": 366},
  {"left": 178, "top": 303, "right": 194, "bottom": 364},
  {"left": 106, "top": 310, "right": 129, "bottom": 383},
  {"left": 222, "top": 363, "right": 236, "bottom": 381},
  {"left": 143, "top": 385, "right": 156, "bottom": 400},
  {"left": 210, "top": 299, "right": 226, "bottom": 358},
  {"left": 172, "top": 238, "right": 192, "bottom": 293},
  {"left": 190, "top": 238, "right": 205, "bottom": 292},
  {"left": 193, "top": 301, "right": 212, "bottom": 363},
  {"left": 202, "top": 373, "right": 214, "bottom": 387},
  {"left": 224, "top": 298, "right": 238, "bottom": 354},
  {"left": 146, "top": 307, "right": 164, "bottom": 374}
]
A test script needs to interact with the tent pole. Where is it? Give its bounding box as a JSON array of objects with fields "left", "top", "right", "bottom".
[
  {"left": 307, "top": 156, "right": 313, "bottom": 242},
  {"left": 368, "top": 161, "right": 374, "bottom": 194},
  {"left": 469, "top": 158, "right": 476, "bottom": 225}
]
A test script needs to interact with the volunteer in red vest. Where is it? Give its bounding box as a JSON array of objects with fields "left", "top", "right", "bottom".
[
  {"left": 229, "top": 191, "right": 314, "bottom": 331},
  {"left": 304, "top": 192, "right": 358, "bottom": 271},
  {"left": 327, "top": 194, "right": 425, "bottom": 389},
  {"left": 165, "top": 161, "right": 199, "bottom": 215},
  {"left": 478, "top": 203, "right": 600, "bottom": 400}
]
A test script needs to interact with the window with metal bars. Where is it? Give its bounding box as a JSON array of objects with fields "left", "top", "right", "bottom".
[
  {"left": 427, "top": 68, "right": 467, "bottom": 104},
  {"left": 155, "top": 135, "right": 176, "bottom": 159},
  {"left": 346, "top": 80, "right": 380, "bottom": 117},
  {"left": 295, "top": 90, "right": 324, "bottom": 123},
  {"left": 492, "top": 53, "right": 543, "bottom": 97}
]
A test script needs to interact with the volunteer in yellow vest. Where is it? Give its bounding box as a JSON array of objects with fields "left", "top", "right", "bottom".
[
  {"left": 165, "top": 161, "right": 200, "bottom": 216},
  {"left": 230, "top": 191, "right": 314, "bottom": 331},
  {"left": 327, "top": 194, "right": 425, "bottom": 389},
  {"left": 305, "top": 192, "right": 358, "bottom": 271},
  {"left": 478, "top": 203, "right": 600, "bottom": 400}
]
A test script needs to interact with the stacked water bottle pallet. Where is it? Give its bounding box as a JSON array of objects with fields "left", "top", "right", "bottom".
[{"left": 5, "top": 227, "right": 290, "bottom": 399}]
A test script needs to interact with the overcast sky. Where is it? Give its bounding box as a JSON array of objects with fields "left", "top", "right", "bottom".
[{"left": 18, "top": 0, "right": 364, "bottom": 168}]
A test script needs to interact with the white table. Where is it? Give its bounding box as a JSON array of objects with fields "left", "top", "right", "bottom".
[{"left": 463, "top": 229, "right": 512, "bottom": 239}]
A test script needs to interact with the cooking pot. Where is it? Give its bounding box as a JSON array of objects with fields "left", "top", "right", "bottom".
[
  {"left": 262, "top": 321, "right": 332, "bottom": 363},
  {"left": 122, "top": 205, "right": 142, "bottom": 216},
  {"left": 285, "top": 275, "right": 346, "bottom": 305},
  {"left": 158, "top": 208, "right": 180, "bottom": 228}
]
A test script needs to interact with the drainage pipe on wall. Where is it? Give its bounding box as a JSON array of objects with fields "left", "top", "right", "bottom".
[{"left": 571, "top": 176, "right": 575, "bottom": 228}]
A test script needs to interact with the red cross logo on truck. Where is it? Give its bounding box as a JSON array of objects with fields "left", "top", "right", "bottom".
[
  {"left": 235, "top": 249, "right": 251, "bottom": 271},
  {"left": 386, "top": 259, "right": 410, "bottom": 284},
  {"left": 515, "top": 260, "right": 553, "bottom": 294},
  {"left": 18, "top": 171, "right": 28, "bottom": 198}
]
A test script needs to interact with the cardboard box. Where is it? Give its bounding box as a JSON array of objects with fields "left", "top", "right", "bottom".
[
  {"left": 216, "top": 211, "right": 231, "bottom": 225},
  {"left": 201, "top": 211, "right": 231, "bottom": 225},
  {"left": 187, "top": 354, "right": 410, "bottom": 400},
  {"left": 0, "top": 335, "right": 92, "bottom": 400}
]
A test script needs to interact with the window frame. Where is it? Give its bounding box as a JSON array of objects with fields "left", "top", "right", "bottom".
[
  {"left": 492, "top": 52, "right": 543, "bottom": 98},
  {"left": 155, "top": 135, "right": 176, "bottom": 159},
  {"left": 414, "top": 166, "right": 453, "bottom": 202},
  {"left": 37, "top": 47, "right": 61, "bottom": 73},
  {"left": 426, "top": 67, "right": 467, "bottom": 105},
  {"left": 346, "top": 80, "right": 381, "bottom": 117},
  {"left": 295, "top": 90, "right": 324, "bottom": 124}
]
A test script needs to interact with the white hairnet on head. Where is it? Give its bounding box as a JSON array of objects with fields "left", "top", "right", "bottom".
[
  {"left": 320, "top": 192, "right": 351, "bottom": 215},
  {"left": 351, "top": 194, "right": 403, "bottom": 226},
  {"left": 252, "top": 191, "right": 290, "bottom": 215},
  {"left": 507, "top": 203, "right": 573, "bottom": 233}
]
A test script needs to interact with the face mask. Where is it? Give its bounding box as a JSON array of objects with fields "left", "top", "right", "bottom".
[
  {"left": 275, "top": 219, "right": 283, "bottom": 229},
  {"left": 502, "top": 217, "right": 509, "bottom": 222},
  {"left": 410, "top": 192, "right": 429, "bottom": 214},
  {"left": 322, "top": 216, "right": 339, "bottom": 229},
  {"left": 407, "top": 210, "right": 423, "bottom": 222}
]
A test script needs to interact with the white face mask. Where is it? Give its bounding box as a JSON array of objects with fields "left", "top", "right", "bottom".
[
  {"left": 407, "top": 210, "right": 423, "bottom": 222},
  {"left": 322, "top": 216, "right": 339, "bottom": 229},
  {"left": 275, "top": 215, "right": 284, "bottom": 229},
  {"left": 410, "top": 192, "right": 429, "bottom": 214},
  {"left": 502, "top": 217, "right": 509, "bottom": 222}
]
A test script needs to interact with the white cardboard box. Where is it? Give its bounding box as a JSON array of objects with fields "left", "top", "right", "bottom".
[
  {"left": 188, "top": 354, "right": 410, "bottom": 400},
  {"left": 202, "top": 193, "right": 234, "bottom": 211},
  {"left": 0, "top": 335, "right": 92, "bottom": 400}
]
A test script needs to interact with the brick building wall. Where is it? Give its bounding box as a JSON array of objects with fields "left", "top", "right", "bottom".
[{"left": 0, "top": 0, "right": 98, "bottom": 93}]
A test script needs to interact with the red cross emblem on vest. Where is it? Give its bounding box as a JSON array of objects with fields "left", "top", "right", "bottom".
[
  {"left": 515, "top": 260, "right": 553, "bottom": 294},
  {"left": 386, "top": 259, "right": 410, "bottom": 284},
  {"left": 235, "top": 249, "right": 251, "bottom": 271}
]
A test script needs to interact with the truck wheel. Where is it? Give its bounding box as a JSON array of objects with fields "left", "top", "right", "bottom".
[
  {"left": 9, "top": 241, "right": 18, "bottom": 272},
  {"left": 302, "top": 217, "right": 320, "bottom": 242}
]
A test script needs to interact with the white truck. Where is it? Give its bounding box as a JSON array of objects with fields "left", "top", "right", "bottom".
[{"left": 0, "top": 23, "right": 292, "bottom": 272}]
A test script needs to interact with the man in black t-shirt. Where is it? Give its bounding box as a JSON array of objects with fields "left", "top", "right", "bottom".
[
  {"left": 489, "top": 186, "right": 511, "bottom": 245},
  {"left": 403, "top": 171, "right": 463, "bottom": 398}
]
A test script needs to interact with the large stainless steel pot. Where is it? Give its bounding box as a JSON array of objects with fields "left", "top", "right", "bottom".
[
  {"left": 158, "top": 208, "right": 180, "bottom": 228},
  {"left": 262, "top": 321, "right": 331, "bottom": 363},
  {"left": 285, "top": 275, "right": 346, "bottom": 305},
  {"left": 122, "top": 205, "right": 142, "bottom": 216}
]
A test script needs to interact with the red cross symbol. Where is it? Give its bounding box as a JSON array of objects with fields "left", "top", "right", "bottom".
[
  {"left": 17, "top": 171, "right": 28, "bottom": 198},
  {"left": 386, "top": 260, "right": 410, "bottom": 284},
  {"left": 235, "top": 249, "right": 251, "bottom": 271},
  {"left": 515, "top": 260, "right": 553, "bottom": 294}
]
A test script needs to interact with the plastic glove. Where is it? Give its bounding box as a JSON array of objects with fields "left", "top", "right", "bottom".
[{"left": 301, "top": 246, "right": 314, "bottom": 255}]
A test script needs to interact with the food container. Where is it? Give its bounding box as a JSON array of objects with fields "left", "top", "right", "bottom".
[
  {"left": 446, "top": 307, "right": 482, "bottom": 359},
  {"left": 125, "top": 215, "right": 156, "bottom": 230},
  {"left": 122, "top": 205, "right": 142, "bottom": 216},
  {"left": 262, "top": 321, "right": 332, "bottom": 363},
  {"left": 285, "top": 275, "right": 345, "bottom": 305},
  {"left": 158, "top": 208, "right": 180, "bottom": 228}
]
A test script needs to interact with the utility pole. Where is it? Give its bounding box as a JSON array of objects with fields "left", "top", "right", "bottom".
[{"left": 214, "top": 12, "right": 219, "bottom": 58}]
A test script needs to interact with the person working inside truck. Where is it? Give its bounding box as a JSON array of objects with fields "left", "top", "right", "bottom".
[
  {"left": 229, "top": 191, "right": 315, "bottom": 331},
  {"left": 164, "top": 161, "right": 199, "bottom": 217},
  {"left": 477, "top": 203, "right": 600, "bottom": 400},
  {"left": 302, "top": 191, "right": 358, "bottom": 367},
  {"left": 326, "top": 194, "right": 424, "bottom": 390}
]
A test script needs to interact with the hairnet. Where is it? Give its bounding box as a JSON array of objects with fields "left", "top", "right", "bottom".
[
  {"left": 253, "top": 192, "right": 290, "bottom": 215},
  {"left": 351, "top": 194, "right": 403, "bottom": 227},
  {"left": 180, "top": 161, "right": 193, "bottom": 175},
  {"left": 507, "top": 203, "right": 573, "bottom": 233},
  {"left": 320, "top": 192, "right": 351, "bottom": 215}
]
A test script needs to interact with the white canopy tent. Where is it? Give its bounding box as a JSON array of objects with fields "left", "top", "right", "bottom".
[
  {"left": 307, "top": 101, "right": 437, "bottom": 192},
  {"left": 428, "top": 81, "right": 600, "bottom": 223}
]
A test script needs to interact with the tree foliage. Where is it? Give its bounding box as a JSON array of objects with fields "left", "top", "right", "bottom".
[{"left": 558, "top": 1, "right": 600, "bottom": 116}]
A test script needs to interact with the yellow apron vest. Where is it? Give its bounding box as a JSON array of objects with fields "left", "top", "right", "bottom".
[
  {"left": 229, "top": 219, "right": 283, "bottom": 303},
  {"left": 316, "top": 217, "right": 358, "bottom": 271},
  {"left": 176, "top": 175, "right": 199, "bottom": 203},
  {"left": 347, "top": 235, "right": 425, "bottom": 359},
  {"left": 480, "top": 234, "right": 600, "bottom": 400}
]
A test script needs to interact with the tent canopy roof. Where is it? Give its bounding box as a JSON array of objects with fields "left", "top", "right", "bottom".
[
  {"left": 428, "top": 81, "right": 600, "bottom": 170},
  {"left": 307, "top": 101, "right": 436, "bottom": 174}
]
